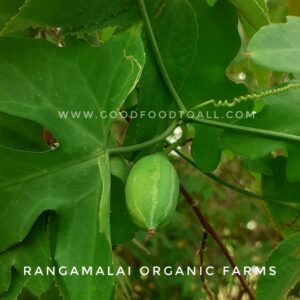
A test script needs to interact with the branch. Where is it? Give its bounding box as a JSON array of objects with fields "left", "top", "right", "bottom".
[
  {"left": 179, "top": 184, "right": 255, "bottom": 300},
  {"left": 198, "top": 231, "right": 215, "bottom": 300}
]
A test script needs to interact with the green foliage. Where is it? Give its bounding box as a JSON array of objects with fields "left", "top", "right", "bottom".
[
  {"left": 256, "top": 233, "right": 300, "bottom": 300},
  {"left": 0, "top": 216, "right": 52, "bottom": 298},
  {"left": 1, "top": 0, "right": 137, "bottom": 34},
  {"left": 0, "top": 112, "right": 46, "bottom": 151},
  {"left": 206, "top": 0, "right": 219, "bottom": 7},
  {"left": 111, "top": 175, "right": 138, "bottom": 245},
  {"left": 223, "top": 87, "right": 300, "bottom": 182},
  {"left": 0, "top": 31, "right": 144, "bottom": 299},
  {"left": 248, "top": 16, "right": 300, "bottom": 73},
  {"left": 0, "top": 0, "right": 24, "bottom": 30},
  {"left": 148, "top": 0, "right": 244, "bottom": 107},
  {"left": 0, "top": 0, "right": 300, "bottom": 299},
  {"left": 231, "top": 0, "right": 270, "bottom": 38},
  {"left": 117, "top": 158, "right": 275, "bottom": 299}
]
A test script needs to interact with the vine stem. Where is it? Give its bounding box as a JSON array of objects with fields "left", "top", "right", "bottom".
[
  {"left": 138, "top": 0, "right": 300, "bottom": 146},
  {"left": 180, "top": 184, "right": 255, "bottom": 300},
  {"left": 185, "top": 116, "right": 300, "bottom": 144},
  {"left": 137, "top": 0, "right": 187, "bottom": 112},
  {"left": 172, "top": 145, "right": 300, "bottom": 209},
  {"left": 111, "top": 0, "right": 300, "bottom": 168},
  {"left": 138, "top": 0, "right": 300, "bottom": 145},
  {"left": 108, "top": 119, "right": 179, "bottom": 155},
  {"left": 164, "top": 135, "right": 185, "bottom": 154}
]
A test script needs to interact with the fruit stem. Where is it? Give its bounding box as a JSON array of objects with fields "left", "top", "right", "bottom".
[{"left": 147, "top": 228, "right": 156, "bottom": 238}]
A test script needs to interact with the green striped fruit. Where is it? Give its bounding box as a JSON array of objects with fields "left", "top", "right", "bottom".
[{"left": 125, "top": 153, "right": 179, "bottom": 234}]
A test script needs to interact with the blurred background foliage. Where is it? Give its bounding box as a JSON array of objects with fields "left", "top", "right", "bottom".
[
  {"left": 112, "top": 1, "right": 300, "bottom": 299},
  {"left": 113, "top": 152, "right": 277, "bottom": 300},
  {"left": 11, "top": 0, "right": 300, "bottom": 299}
]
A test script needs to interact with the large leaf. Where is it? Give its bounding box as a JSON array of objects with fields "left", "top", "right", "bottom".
[
  {"left": 0, "top": 0, "right": 24, "bottom": 30},
  {"left": 125, "top": 0, "right": 245, "bottom": 172},
  {"left": 220, "top": 86, "right": 300, "bottom": 232},
  {"left": 262, "top": 157, "right": 300, "bottom": 235},
  {"left": 191, "top": 101, "right": 253, "bottom": 172},
  {"left": 1, "top": 0, "right": 137, "bottom": 34},
  {"left": 157, "top": 0, "right": 245, "bottom": 171},
  {"left": 222, "top": 86, "right": 300, "bottom": 182},
  {"left": 248, "top": 16, "right": 300, "bottom": 74},
  {"left": 256, "top": 233, "right": 300, "bottom": 300},
  {"left": 0, "top": 112, "right": 47, "bottom": 151},
  {"left": 110, "top": 176, "right": 138, "bottom": 245},
  {"left": 109, "top": 156, "right": 138, "bottom": 244},
  {"left": 0, "top": 31, "right": 145, "bottom": 299},
  {"left": 123, "top": 39, "right": 174, "bottom": 156},
  {"left": 0, "top": 216, "right": 52, "bottom": 298},
  {"left": 150, "top": 0, "right": 244, "bottom": 108},
  {"left": 230, "top": 0, "right": 270, "bottom": 38}
]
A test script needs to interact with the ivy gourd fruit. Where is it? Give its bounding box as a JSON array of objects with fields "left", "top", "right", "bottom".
[{"left": 125, "top": 153, "right": 179, "bottom": 235}]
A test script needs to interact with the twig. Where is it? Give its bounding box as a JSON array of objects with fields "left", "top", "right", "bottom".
[
  {"left": 180, "top": 184, "right": 255, "bottom": 300},
  {"left": 198, "top": 231, "right": 215, "bottom": 300}
]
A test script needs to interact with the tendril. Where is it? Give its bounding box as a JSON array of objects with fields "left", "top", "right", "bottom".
[{"left": 191, "top": 83, "right": 300, "bottom": 111}]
